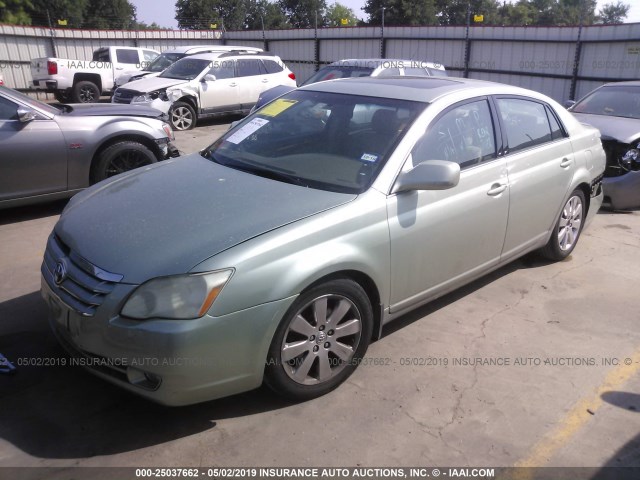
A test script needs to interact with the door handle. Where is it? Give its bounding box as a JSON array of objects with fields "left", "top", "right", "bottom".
[
  {"left": 115, "top": 67, "right": 123, "bottom": 70},
  {"left": 487, "top": 183, "right": 508, "bottom": 196},
  {"left": 560, "top": 157, "right": 572, "bottom": 168},
  {"left": 262, "top": 79, "right": 269, "bottom": 83},
  {"left": 229, "top": 83, "right": 237, "bottom": 87}
]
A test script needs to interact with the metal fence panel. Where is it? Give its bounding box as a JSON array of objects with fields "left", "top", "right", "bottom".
[{"left": 2, "top": 23, "right": 640, "bottom": 101}]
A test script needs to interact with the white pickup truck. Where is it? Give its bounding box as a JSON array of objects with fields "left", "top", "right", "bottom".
[{"left": 30, "top": 46, "right": 159, "bottom": 103}]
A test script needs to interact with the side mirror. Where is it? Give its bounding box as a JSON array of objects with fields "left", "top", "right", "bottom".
[
  {"left": 17, "top": 107, "right": 37, "bottom": 123},
  {"left": 392, "top": 160, "right": 460, "bottom": 194},
  {"left": 229, "top": 120, "right": 241, "bottom": 130},
  {"left": 202, "top": 74, "right": 216, "bottom": 82},
  {"left": 564, "top": 100, "right": 576, "bottom": 109}
]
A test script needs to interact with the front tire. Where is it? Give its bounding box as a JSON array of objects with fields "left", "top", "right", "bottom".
[
  {"left": 264, "top": 279, "right": 373, "bottom": 401},
  {"left": 90, "top": 141, "right": 157, "bottom": 184},
  {"left": 540, "top": 189, "right": 586, "bottom": 261},
  {"left": 72, "top": 81, "right": 100, "bottom": 103},
  {"left": 169, "top": 101, "right": 196, "bottom": 131}
]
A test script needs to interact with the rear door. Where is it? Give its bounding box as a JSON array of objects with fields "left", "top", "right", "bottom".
[
  {"left": 111, "top": 48, "right": 142, "bottom": 79},
  {"left": 0, "top": 95, "right": 67, "bottom": 200},
  {"left": 235, "top": 58, "right": 271, "bottom": 109},
  {"left": 494, "top": 96, "right": 575, "bottom": 261}
]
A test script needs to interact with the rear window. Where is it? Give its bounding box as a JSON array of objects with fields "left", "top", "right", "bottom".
[
  {"left": 116, "top": 49, "right": 140, "bottom": 65},
  {"left": 263, "top": 60, "right": 284, "bottom": 74}
]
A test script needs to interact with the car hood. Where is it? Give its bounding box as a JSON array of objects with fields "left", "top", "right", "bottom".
[
  {"left": 55, "top": 154, "right": 356, "bottom": 284},
  {"left": 572, "top": 112, "right": 640, "bottom": 144},
  {"left": 123, "top": 76, "right": 187, "bottom": 93},
  {"left": 62, "top": 103, "right": 165, "bottom": 119}
]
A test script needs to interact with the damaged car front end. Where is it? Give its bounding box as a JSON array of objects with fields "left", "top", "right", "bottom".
[{"left": 570, "top": 81, "right": 640, "bottom": 210}]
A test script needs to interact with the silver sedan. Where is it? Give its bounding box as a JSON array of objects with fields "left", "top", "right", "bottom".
[{"left": 41, "top": 77, "right": 605, "bottom": 405}]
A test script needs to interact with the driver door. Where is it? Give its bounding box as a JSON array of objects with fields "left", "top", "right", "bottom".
[
  {"left": 387, "top": 98, "right": 510, "bottom": 313},
  {"left": 0, "top": 95, "right": 67, "bottom": 201}
]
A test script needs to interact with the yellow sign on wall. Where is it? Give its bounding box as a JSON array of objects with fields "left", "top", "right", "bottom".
[
  {"left": 210, "top": 23, "right": 217, "bottom": 29},
  {"left": 57, "top": 19, "right": 68, "bottom": 26},
  {"left": 474, "top": 15, "right": 484, "bottom": 22},
  {"left": 341, "top": 18, "right": 349, "bottom": 25}
]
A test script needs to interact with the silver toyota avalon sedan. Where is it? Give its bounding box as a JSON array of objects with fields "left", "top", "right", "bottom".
[{"left": 41, "top": 77, "right": 606, "bottom": 405}]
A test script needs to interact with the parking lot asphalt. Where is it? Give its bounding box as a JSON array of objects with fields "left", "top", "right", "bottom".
[{"left": 1, "top": 119, "right": 639, "bottom": 471}]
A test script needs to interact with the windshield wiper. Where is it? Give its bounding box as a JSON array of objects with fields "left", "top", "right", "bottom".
[{"left": 201, "top": 149, "right": 308, "bottom": 187}]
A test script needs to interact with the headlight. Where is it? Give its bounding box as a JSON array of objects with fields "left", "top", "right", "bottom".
[
  {"left": 132, "top": 89, "right": 169, "bottom": 103},
  {"left": 621, "top": 145, "right": 640, "bottom": 171},
  {"left": 121, "top": 270, "right": 233, "bottom": 320}
]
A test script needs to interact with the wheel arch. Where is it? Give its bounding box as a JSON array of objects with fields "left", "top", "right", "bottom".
[
  {"left": 300, "top": 270, "right": 383, "bottom": 342},
  {"left": 89, "top": 134, "right": 163, "bottom": 182},
  {"left": 73, "top": 73, "right": 102, "bottom": 92}
]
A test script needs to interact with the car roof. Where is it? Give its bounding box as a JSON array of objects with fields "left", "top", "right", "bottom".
[
  {"left": 300, "top": 76, "right": 544, "bottom": 104},
  {"left": 162, "top": 45, "right": 263, "bottom": 55},
  {"left": 188, "top": 52, "right": 276, "bottom": 61},
  {"left": 602, "top": 80, "right": 640, "bottom": 87},
  {"left": 327, "top": 58, "right": 444, "bottom": 69}
]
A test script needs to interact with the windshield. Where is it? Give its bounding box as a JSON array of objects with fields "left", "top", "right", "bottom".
[
  {"left": 572, "top": 85, "right": 640, "bottom": 120},
  {"left": 203, "top": 90, "right": 426, "bottom": 194},
  {"left": 0, "top": 86, "right": 61, "bottom": 116},
  {"left": 159, "top": 58, "right": 212, "bottom": 80},
  {"left": 302, "top": 66, "right": 375, "bottom": 86},
  {"left": 146, "top": 53, "right": 186, "bottom": 72}
]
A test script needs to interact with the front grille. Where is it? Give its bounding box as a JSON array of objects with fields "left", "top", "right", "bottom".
[
  {"left": 601, "top": 139, "right": 630, "bottom": 178},
  {"left": 42, "top": 234, "right": 122, "bottom": 317},
  {"left": 112, "top": 88, "right": 137, "bottom": 104}
]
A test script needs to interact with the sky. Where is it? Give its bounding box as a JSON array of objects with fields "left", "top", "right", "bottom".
[{"left": 130, "top": 0, "right": 640, "bottom": 29}]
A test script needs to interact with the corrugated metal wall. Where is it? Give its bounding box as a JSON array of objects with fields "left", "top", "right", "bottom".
[{"left": 1, "top": 22, "right": 639, "bottom": 102}]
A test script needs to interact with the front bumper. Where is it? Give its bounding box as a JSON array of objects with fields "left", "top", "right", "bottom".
[
  {"left": 41, "top": 275, "right": 296, "bottom": 406},
  {"left": 603, "top": 170, "right": 640, "bottom": 210}
]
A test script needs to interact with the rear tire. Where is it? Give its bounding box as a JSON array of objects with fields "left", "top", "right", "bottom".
[
  {"left": 540, "top": 189, "right": 586, "bottom": 261},
  {"left": 169, "top": 101, "right": 196, "bottom": 131},
  {"left": 264, "top": 279, "right": 373, "bottom": 401},
  {"left": 54, "top": 90, "right": 70, "bottom": 103},
  {"left": 72, "top": 81, "right": 100, "bottom": 103},
  {"left": 90, "top": 141, "right": 157, "bottom": 184}
]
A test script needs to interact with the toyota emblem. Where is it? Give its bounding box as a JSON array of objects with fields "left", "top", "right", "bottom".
[{"left": 53, "top": 261, "right": 67, "bottom": 285}]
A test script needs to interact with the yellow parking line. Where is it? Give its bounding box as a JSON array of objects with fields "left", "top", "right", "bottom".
[{"left": 515, "top": 349, "right": 640, "bottom": 472}]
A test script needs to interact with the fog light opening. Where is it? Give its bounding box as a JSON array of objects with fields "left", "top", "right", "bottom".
[{"left": 126, "top": 367, "right": 162, "bottom": 391}]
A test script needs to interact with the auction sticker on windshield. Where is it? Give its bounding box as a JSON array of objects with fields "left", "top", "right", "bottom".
[{"left": 226, "top": 118, "right": 270, "bottom": 144}]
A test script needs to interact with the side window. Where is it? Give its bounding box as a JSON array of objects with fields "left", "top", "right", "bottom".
[
  {"left": 143, "top": 50, "right": 158, "bottom": 62},
  {"left": 237, "top": 59, "right": 266, "bottom": 77},
  {"left": 411, "top": 99, "right": 496, "bottom": 169},
  {"left": 208, "top": 60, "right": 235, "bottom": 80},
  {"left": 496, "top": 98, "right": 553, "bottom": 153},
  {"left": 262, "top": 60, "right": 283, "bottom": 74},
  {"left": 377, "top": 67, "right": 401, "bottom": 77},
  {"left": 0, "top": 96, "right": 18, "bottom": 120},
  {"left": 546, "top": 106, "right": 565, "bottom": 141},
  {"left": 115, "top": 49, "right": 140, "bottom": 65}
]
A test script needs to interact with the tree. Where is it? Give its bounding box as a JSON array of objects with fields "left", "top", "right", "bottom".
[
  {"left": 326, "top": 2, "right": 358, "bottom": 26},
  {"left": 28, "top": 0, "right": 88, "bottom": 28},
  {"left": 0, "top": 0, "right": 34, "bottom": 24},
  {"left": 135, "top": 21, "right": 172, "bottom": 30},
  {"left": 498, "top": 0, "right": 537, "bottom": 25},
  {"left": 364, "top": 0, "right": 437, "bottom": 26},
  {"left": 176, "top": 0, "right": 247, "bottom": 30},
  {"left": 245, "top": 0, "right": 290, "bottom": 29},
  {"left": 278, "top": 0, "right": 328, "bottom": 28},
  {"left": 83, "top": 0, "right": 137, "bottom": 29},
  {"left": 435, "top": 0, "right": 501, "bottom": 25},
  {"left": 597, "top": 0, "right": 629, "bottom": 24}
]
